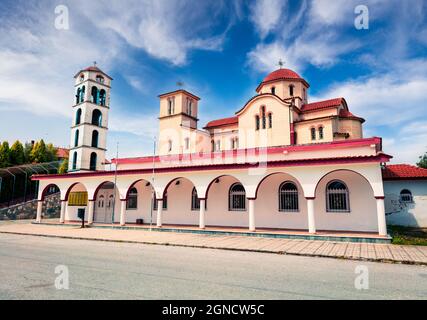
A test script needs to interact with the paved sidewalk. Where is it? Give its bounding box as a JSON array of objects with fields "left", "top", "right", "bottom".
[{"left": 0, "top": 221, "right": 426, "bottom": 265}]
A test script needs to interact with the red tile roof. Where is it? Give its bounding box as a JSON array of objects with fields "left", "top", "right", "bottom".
[
  {"left": 56, "top": 147, "right": 69, "bottom": 159},
  {"left": 301, "top": 98, "right": 344, "bottom": 112},
  {"left": 74, "top": 65, "right": 113, "bottom": 79},
  {"left": 263, "top": 68, "right": 302, "bottom": 82},
  {"left": 382, "top": 164, "right": 427, "bottom": 180},
  {"left": 256, "top": 68, "right": 310, "bottom": 92},
  {"left": 204, "top": 116, "right": 238, "bottom": 128},
  {"left": 338, "top": 109, "right": 365, "bottom": 123}
]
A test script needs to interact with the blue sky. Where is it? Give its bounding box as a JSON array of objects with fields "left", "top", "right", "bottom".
[{"left": 0, "top": 0, "right": 426, "bottom": 163}]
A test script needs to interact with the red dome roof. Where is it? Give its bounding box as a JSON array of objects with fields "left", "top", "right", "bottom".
[
  {"left": 263, "top": 68, "right": 302, "bottom": 82},
  {"left": 256, "top": 68, "right": 309, "bottom": 92}
]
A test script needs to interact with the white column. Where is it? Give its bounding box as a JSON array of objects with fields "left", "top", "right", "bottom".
[
  {"left": 156, "top": 200, "right": 163, "bottom": 227},
  {"left": 87, "top": 200, "right": 95, "bottom": 225},
  {"left": 248, "top": 199, "right": 255, "bottom": 232},
  {"left": 199, "top": 199, "right": 206, "bottom": 229},
  {"left": 36, "top": 200, "right": 43, "bottom": 223},
  {"left": 307, "top": 197, "right": 316, "bottom": 234},
  {"left": 376, "top": 197, "right": 387, "bottom": 236},
  {"left": 59, "top": 201, "right": 66, "bottom": 223},
  {"left": 120, "top": 200, "right": 126, "bottom": 226}
]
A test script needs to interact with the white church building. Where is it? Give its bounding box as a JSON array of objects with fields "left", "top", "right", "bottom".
[{"left": 32, "top": 65, "right": 392, "bottom": 239}]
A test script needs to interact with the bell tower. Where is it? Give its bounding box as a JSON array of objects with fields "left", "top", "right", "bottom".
[{"left": 69, "top": 63, "right": 112, "bottom": 172}]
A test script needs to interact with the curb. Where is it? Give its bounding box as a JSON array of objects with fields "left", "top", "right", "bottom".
[{"left": 0, "top": 230, "right": 425, "bottom": 266}]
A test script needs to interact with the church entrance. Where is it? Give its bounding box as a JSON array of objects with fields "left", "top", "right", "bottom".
[{"left": 94, "top": 183, "right": 115, "bottom": 223}]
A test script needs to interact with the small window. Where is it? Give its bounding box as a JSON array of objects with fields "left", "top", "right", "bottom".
[
  {"left": 72, "top": 152, "right": 77, "bottom": 170},
  {"left": 289, "top": 85, "right": 294, "bottom": 96},
  {"left": 89, "top": 152, "right": 97, "bottom": 171},
  {"left": 211, "top": 140, "right": 215, "bottom": 152},
  {"left": 279, "top": 182, "right": 299, "bottom": 212},
  {"left": 91, "top": 86, "right": 98, "bottom": 104},
  {"left": 326, "top": 180, "right": 350, "bottom": 212},
  {"left": 310, "top": 127, "right": 316, "bottom": 140},
  {"left": 255, "top": 115, "right": 260, "bottom": 130},
  {"left": 268, "top": 113, "right": 272, "bottom": 128},
  {"left": 99, "top": 89, "right": 106, "bottom": 106},
  {"left": 400, "top": 189, "right": 413, "bottom": 203},
  {"left": 126, "top": 187, "right": 138, "bottom": 209},
  {"left": 261, "top": 106, "right": 266, "bottom": 129},
  {"left": 74, "top": 129, "right": 79, "bottom": 147},
  {"left": 96, "top": 75, "right": 104, "bottom": 83},
  {"left": 92, "top": 109, "right": 102, "bottom": 126},
  {"left": 271, "top": 87, "right": 276, "bottom": 95},
  {"left": 91, "top": 130, "right": 99, "bottom": 148},
  {"left": 75, "top": 108, "right": 82, "bottom": 125},
  {"left": 191, "top": 187, "right": 206, "bottom": 211},
  {"left": 185, "top": 138, "right": 190, "bottom": 150},
  {"left": 79, "top": 74, "right": 84, "bottom": 82},
  {"left": 153, "top": 195, "right": 168, "bottom": 210},
  {"left": 319, "top": 126, "right": 324, "bottom": 140},
  {"left": 229, "top": 183, "right": 246, "bottom": 211},
  {"left": 215, "top": 140, "right": 221, "bottom": 152}
]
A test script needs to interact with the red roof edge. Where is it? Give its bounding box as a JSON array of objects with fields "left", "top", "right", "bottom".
[{"left": 382, "top": 164, "right": 427, "bottom": 180}]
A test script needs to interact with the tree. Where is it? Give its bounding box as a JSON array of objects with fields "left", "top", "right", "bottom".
[
  {"left": 9, "top": 140, "right": 25, "bottom": 166},
  {"left": 0, "top": 141, "right": 11, "bottom": 168},
  {"left": 417, "top": 152, "right": 427, "bottom": 169},
  {"left": 58, "top": 158, "right": 68, "bottom": 174},
  {"left": 30, "top": 139, "right": 47, "bottom": 163},
  {"left": 46, "top": 143, "right": 58, "bottom": 162},
  {"left": 24, "top": 142, "right": 34, "bottom": 163}
]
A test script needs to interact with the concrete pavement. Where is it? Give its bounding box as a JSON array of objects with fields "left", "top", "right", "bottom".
[
  {"left": 0, "top": 233, "right": 426, "bottom": 299},
  {"left": 0, "top": 221, "right": 426, "bottom": 265}
]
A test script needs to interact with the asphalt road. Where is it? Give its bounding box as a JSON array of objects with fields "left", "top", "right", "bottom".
[{"left": 0, "top": 233, "right": 426, "bottom": 300}]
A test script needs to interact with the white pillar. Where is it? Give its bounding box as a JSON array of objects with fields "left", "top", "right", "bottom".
[
  {"left": 36, "top": 200, "right": 43, "bottom": 223},
  {"left": 59, "top": 201, "right": 66, "bottom": 223},
  {"left": 199, "top": 199, "right": 206, "bottom": 229},
  {"left": 87, "top": 200, "right": 95, "bottom": 225},
  {"left": 376, "top": 197, "right": 387, "bottom": 236},
  {"left": 248, "top": 199, "right": 255, "bottom": 232},
  {"left": 156, "top": 199, "right": 163, "bottom": 227},
  {"left": 307, "top": 197, "right": 316, "bottom": 234},
  {"left": 120, "top": 200, "right": 126, "bottom": 226}
]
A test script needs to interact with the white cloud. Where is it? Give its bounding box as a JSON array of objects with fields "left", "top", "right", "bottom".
[{"left": 249, "top": 0, "right": 288, "bottom": 39}]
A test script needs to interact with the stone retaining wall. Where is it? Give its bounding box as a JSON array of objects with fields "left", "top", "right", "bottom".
[{"left": 0, "top": 193, "right": 60, "bottom": 220}]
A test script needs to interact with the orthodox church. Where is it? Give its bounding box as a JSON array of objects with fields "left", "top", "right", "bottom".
[{"left": 32, "top": 65, "right": 392, "bottom": 239}]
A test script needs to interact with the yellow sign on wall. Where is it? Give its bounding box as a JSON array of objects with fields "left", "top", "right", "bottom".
[{"left": 68, "top": 192, "right": 88, "bottom": 206}]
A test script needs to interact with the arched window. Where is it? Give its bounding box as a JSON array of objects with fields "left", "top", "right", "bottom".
[
  {"left": 74, "top": 129, "right": 79, "bottom": 147},
  {"left": 191, "top": 187, "right": 200, "bottom": 210},
  {"left": 79, "top": 74, "right": 84, "bottom": 82},
  {"left": 268, "top": 113, "right": 272, "bottom": 128},
  {"left": 215, "top": 140, "right": 221, "bottom": 152},
  {"left": 255, "top": 115, "right": 260, "bottom": 130},
  {"left": 89, "top": 152, "right": 97, "bottom": 171},
  {"left": 126, "top": 187, "right": 138, "bottom": 209},
  {"left": 400, "top": 189, "right": 413, "bottom": 203},
  {"left": 153, "top": 194, "right": 168, "bottom": 210},
  {"left": 186, "top": 98, "right": 192, "bottom": 116},
  {"left": 184, "top": 137, "right": 190, "bottom": 150},
  {"left": 75, "top": 108, "right": 82, "bottom": 125},
  {"left": 271, "top": 86, "right": 276, "bottom": 95},
  {"left": 99, "top": 89, "right": 106, "bottom": 106},
  {"left": 229, "top": 183, "right": 246, "bottom": 211},
  {"left": 289, "top": 85, "right": 294, "bottom": 96},
  {"left": 326, "top": 180, "right": 350, "bottom": 212},
  {"left": 167, "top": 97, "right": 175, "bottom": 115},
  {"left": 91, "top": 86, "right": 99, "bottom": 104},
  {"left": 261, "top": 106, "right": 266, "bottom": 129},
  {"left": 279, "top": 182, "right": 299, "bottom": 212},
  {"left": 310, "top": 127, "right": 316, "bottom": 140},
  {"left": 76, "top": 88, "right": 81, "bottom": 104},
  {"left": 80, "top": 85, "right": 85, "bottom": 103},
  {"left": 91, "top": 109, "right": 102, "bottom": 126},
  {"left": 72, "top": 152, "right": 77, "bottom": 170},
  {"left": 318, "top": 126, "right": 324, "bottom": 140},
  {"left": 96, "top": 75, "right": 104, "bottom": 83},
  {"left": 211, "top": 140, "right": 215, "bottom": 152},
  {"left": 91, "top": 130, "right": 99, "bottom": 148}
]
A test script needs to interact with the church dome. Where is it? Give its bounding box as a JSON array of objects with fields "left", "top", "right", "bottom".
[
  {"left": 256, "top": 68, "right": 309, "bottom": 92},
  {"left": 262, "top": 68, "right": 302, "bottom": 82}
]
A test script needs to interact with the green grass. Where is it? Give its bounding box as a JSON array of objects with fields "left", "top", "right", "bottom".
[{"left": 389, "top": 225, "right": 427, "bottom": 246}]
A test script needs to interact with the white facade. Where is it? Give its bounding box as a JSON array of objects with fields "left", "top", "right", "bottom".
[{"left": 385, "top": 180, "right": 427, "bottom": 228}]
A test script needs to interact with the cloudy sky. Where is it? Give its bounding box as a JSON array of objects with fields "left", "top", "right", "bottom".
[{"left": 0, "top": 0, "right": 426, "bottom": 163}]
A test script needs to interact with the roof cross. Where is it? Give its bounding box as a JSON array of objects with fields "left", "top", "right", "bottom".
[{"left": 278, "top": 59, "right": 284, "bottom": 69}]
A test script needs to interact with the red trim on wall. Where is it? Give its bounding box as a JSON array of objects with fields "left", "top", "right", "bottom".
[
  {"left": 32, "top": 154, "right": 391, "bottom": 181},
  {"left": 375, "top": 196, "right": 385, "bottom": 199},
  {"left": 110, "top": 137, "right": 385, "bottom": 165}
]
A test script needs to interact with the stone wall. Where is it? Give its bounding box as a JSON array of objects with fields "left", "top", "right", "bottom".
[{"left": 0, "top": 193, "right": 60, "bottom": 220}]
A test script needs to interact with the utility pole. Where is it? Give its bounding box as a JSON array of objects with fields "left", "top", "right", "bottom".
[
  {"left": 111, "top": 142, "right": 119, "bottom": 225},
  {"left": 149, "top": 137, "right": 156, "bottom": 231}
]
